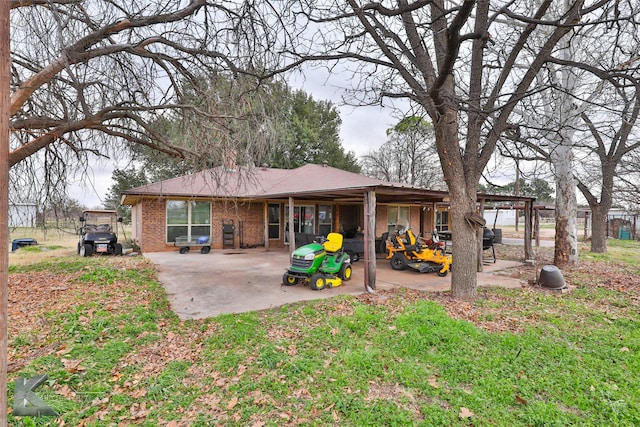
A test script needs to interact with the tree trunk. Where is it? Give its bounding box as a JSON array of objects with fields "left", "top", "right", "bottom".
[
  {"left": 435, "top": 106, "right": 478, "bottom": 300},
  {"left": 551, "top": 26, "right": 579, "bottom": 268},
  {"left": 589, "top": 205, "right": 608, "bottom": 253},
  {"left": 0, "top": 0, "right": 9, "bottom": 422},
  {"left": 449, "top": 195, "right": 479, "bottom": 300},
  {"left": 553, "top": 150, "right": 578, "bottom": 267}
]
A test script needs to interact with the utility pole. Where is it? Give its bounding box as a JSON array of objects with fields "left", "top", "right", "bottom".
[{"left": 0, "top": 0, "right": 10, "bottom": 424}]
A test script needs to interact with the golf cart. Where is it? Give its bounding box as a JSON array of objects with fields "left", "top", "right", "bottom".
[
  {"left": 78, "top": 210, "right": 123, "bottom": 256},
  {"left": 282, "top": 232, "right": 353, "bottom": 290}
]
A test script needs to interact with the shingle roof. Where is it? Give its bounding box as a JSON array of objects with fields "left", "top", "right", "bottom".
[
  {"left": 120, "top": 163, "right": 536, "bottom": 206},
  {"left": 121, "top": 163, "right": 418, "bottom": 202}
]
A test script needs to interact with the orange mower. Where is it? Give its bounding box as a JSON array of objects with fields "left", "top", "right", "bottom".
[{"left": 386, "top": 227, "right": 452, "bottom": 276}]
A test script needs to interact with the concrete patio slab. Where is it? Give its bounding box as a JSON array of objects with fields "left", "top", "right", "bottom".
[{"left": 145, "top": 248, "right": 527, "bottom": 320}]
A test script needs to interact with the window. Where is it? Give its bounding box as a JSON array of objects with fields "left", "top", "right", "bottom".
[
  {"left": 268, "top": 204, "right": 280, "bottom": 240},
  {"left": 388, "top": 206, "right": 410, "bottom": 235},
  {"left": 318, "top": 205, "right": 333, "bottom": 236},
  {"left": 436, "top": 208, "right": 449, "bottom": 232},
  {"left": 166, "top": 200, "right": 211, "bottom": 243},
  {"left": 285, "top": 205, "right": 315, "bottom": 234}
]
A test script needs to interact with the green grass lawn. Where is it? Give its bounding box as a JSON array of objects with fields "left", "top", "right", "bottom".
[{"left": 6, "top": 240, "right": 640, "bottom": 426}]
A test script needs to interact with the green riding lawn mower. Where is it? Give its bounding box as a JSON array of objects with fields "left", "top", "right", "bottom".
[{"left": 282, "top": 232, "right": 353, "bottom": 290}]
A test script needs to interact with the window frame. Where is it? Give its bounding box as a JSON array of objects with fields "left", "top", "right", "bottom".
[
  {"left": 318, "top": 205, "right": 333, "bottom": 236},
  {"left": 387, "top": 205, "right": 411, "bottom": 235},
  {"left": 166, "top": 200, "right": 211, "bottom": 243},
  {"left": 267, "top": 203, "right": 281, "bottom": 240}
]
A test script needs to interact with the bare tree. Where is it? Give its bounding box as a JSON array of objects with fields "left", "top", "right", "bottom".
[
  {"left": 497, "top": 1, "right": 640, "bottom": 259},
  {"left": 273, "top": 0, "right": 630, "bottom": 299},
  {"left": 9, "top": 1, "right": 290, "bottom": 169},
  {"left": 1, "top": 2, "right": 8, "bottom": 422},
  {"left": 361, "top": 116, "right": 444, "bottom": 189},
  {"left": 4, "top": 1, "right": 287, "bottom": 422},
  {"left": 576, "top": 81, "right": 640, "bottom": 252},
  {"left": 618, "top": 150, "right": 640, "bottom": 211}
]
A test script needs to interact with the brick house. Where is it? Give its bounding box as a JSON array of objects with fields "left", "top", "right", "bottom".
[{"left": 120, "top": 163, "right": 459, "bottom": 254}]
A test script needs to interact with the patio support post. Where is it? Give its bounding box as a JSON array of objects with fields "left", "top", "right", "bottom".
[
  {"left": 363, "top": 191, "right": 376, "bottom": 292},
  {"left": 263, "top": 203, "right": 269, "bottom": 249},
  {"left": 524, "top": 200, "right": 533, "bottom": 260},
  {"left": 535, "top": 208, "right": 541, "bottom": 247},
  {"left": 477, "top": 199, "right": 485, "bottom": 272},
  {"left": 583, "top": 210, "right": 589, "bottom": 241},
  {"left": 288, "top": 197, "right": 295, "bottom": 255}
]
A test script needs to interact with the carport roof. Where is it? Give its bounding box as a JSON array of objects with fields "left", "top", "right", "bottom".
[{"left": 120, "top": 163, "right": 535, "bottom": 205}]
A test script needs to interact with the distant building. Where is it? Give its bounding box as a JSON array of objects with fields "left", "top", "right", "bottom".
[
  {"left": 483, "top": 209, "right": 517, "bottom": 227},
  {"left": 607, "top": 209, "right": 638, "bottom": 240}
]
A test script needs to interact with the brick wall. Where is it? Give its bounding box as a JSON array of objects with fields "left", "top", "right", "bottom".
[
  {"left": 139, "top": 198, "right": 169, "bottom": 252},
  {"left": 211, "top": 200, "right": 266, "bottom": 249},
  {"left": 134, "top": 197, "right": 431, "bottom": 253},
  {"left": 135, "top": 198, "right": 271, "bottom": 253}
]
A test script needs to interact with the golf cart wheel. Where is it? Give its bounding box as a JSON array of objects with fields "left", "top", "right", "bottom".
[
  {"left": 282, "top": 273, "right": 298, "bottom": 286},
  {"left": 179, "top": 247, "right": 190, "bottom": 254},
  {"left": 80, "top": 243, "right": 93, "bottom": 257},
  {"left": 390, "top": 252, "right": 408, "bottom": 270},
  {"left": 115, "top": 243, "right": 123, "bottom": 256},
  {"left": 310, "top": 273, "right": 326, "bottom": 291},
  {"left": 200, "top": 246, "right": 211, "bottom": 254},
  {"left": 340, "top": 263, "right": 353, "bottom": 281},
  {"left": 436, "top": 267, "right": 449, "bottom": 277}
]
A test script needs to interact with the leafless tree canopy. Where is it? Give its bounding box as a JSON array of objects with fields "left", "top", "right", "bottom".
[
  {"left": 491, "top": 1, "right": 640, "bottom": 254},
  {"left": 9, "top": 0, "right": 302, "bottom": 212},
  {"left": 266, "top": 0, "right": 640, "bottom": 296},
  {"left": 361, "top": 116, "right": 444, "bottom": 189},
  {"left": 9, "top": 1, "right": 292, "bottom": 167}
]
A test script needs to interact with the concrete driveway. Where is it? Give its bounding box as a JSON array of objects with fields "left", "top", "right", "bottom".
[{"left": 145, "top": 248, "right": 527, "bottom": 320}]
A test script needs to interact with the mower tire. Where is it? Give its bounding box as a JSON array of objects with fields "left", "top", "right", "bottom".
[
  {"left": 436, "top": 267, "right": 449, "bottom": 277},
  {"left": 390, "top": 252, "right": 408, "bottom": 270},
  {"left": 310, "top": 273, "right": 326, "bottom": 290},
  {"left": 282, "top": 273, "right": 299, "bottom": 286},
  {"left": 340, "top": 263, "right": 353, "bottom": 281},
  {"left": 115, "top": 243, "right": 123, "bottom": 256}
]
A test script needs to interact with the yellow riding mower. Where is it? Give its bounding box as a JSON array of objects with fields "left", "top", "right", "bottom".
[{"left": 386, "top": 228, "right": 452, "bottom": 276}]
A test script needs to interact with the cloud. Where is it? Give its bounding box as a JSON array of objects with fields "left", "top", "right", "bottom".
[
  {"left": 338, "top": 105, "right": 393, "bottom": 156},
  {"left": 289, "top": 66, "right": 401, "bottom": 156},
  {"left": 68, "top": 163, "right": 117, "bottom": 209}
]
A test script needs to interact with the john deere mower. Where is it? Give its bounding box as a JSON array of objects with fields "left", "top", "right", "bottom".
[
  {"left": 386, "top": 227, "right": 452, "bottom": 276},
  {"left": 282, "top": 232, "right": 353, "bottom": 290}
]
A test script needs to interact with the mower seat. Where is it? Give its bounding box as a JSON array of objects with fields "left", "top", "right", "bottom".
[{"left": 323, "top": 232, "right": 343, "bottom": 253}]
